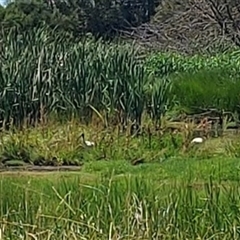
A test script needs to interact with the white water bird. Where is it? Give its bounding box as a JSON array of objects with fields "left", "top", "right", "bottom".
[
  {"left": 191, "top": 137, "right": 204, "bottom": 144},
  {"left": 79, "top": 133, "right": 95, "bottom": 147}
]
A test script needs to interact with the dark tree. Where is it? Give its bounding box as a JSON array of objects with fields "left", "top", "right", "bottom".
[{"left": 0, "top": 0, "right": 159, "bottom": 38}]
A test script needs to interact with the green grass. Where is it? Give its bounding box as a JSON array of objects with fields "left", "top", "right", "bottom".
[
  {"left": 170, "top": 68, "right": 240, "bottom": 113},
  {"left": 82, "top": 157, "right": 240, "bottom": 182},
  {"left": 146, "top": 51, "right": 240, "bottom": 114},
  {"left": 1, "top": 140, "right": 240, "bottom": 239},
  {"left": 2, "top": 122, "right": 240, "bottom": 240},
  {"left": 1, "top": 161, "right": 240, "bottom": 239},
  {"left": 2, "top": 118, "right": 240, "bottom": 166}
]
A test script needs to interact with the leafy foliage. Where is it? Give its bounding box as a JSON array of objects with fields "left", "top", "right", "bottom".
[{"left": 0, "top": 0, "right": 158, "bottom": 38}]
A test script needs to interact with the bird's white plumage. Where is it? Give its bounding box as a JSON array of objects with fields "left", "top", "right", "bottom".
[
  {"left": 191, "top": 137, "right": 204, "bottom": 144},
  {"left": 84, "top": 140, "right": 95, "bottom": 147},
  {"left": 80, "top": 133, "right": 95, "bottom": 147}
]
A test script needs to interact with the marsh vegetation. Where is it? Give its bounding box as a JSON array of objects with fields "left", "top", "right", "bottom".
[{"left": 1, "top": 1, "right": 240, "bottom": 238}]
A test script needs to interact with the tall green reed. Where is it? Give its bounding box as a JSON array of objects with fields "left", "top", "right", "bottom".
[
  {"left": 1, "top": 175, "right": 240, "bottom": 239},
  {"left": 0, "top": 27, "right": 171, "bottom": 129}
]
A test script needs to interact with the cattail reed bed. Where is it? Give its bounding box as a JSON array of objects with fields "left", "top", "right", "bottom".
[
  {"left": 1, "top": 175, "right": 240, "bottom": 239},
  {"left": 0, "top": 27, "right": 159, "bottom": 129}
]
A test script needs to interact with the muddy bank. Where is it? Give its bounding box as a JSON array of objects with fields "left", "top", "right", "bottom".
[{"left": 0, "top": 165, "right": 82, "bottom": 172}]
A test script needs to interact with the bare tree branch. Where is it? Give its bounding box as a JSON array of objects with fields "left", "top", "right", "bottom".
[{"left": 121, "top": 0, "right": 239, "bottom": 53}]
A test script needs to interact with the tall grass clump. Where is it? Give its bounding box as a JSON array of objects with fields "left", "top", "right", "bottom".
[
  {"left": 146, "top": 51, "right": 240, "bottom": 114},
  {"left": 0, "top": 26, "right": 171, "bottom": 129},
  {"left": 1, "top": 175, "right": 240, "bottom": 239},
  {"left": 171, "top": 68, "right": 240, "bottom": 113}
]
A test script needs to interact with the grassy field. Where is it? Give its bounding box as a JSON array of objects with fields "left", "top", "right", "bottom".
[
  {"left": 1, "top": 157, "right": 240, "bottom": 239},
  {"left": 1, "top": 121, "right": 240, "bottom": 239},
  {"left": 1, "top": 26, "right": 240, "bottom": 239}
]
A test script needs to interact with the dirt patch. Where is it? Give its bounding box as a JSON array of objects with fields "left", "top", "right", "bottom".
[{"left": 0, "top": 166, "right": 82, "bottom": 173}]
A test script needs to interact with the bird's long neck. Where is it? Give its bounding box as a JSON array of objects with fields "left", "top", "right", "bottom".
[{"left": 81, "top": 134, "right": 85, "bottom": 142}]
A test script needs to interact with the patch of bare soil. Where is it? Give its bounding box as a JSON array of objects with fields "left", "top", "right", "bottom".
[{"left": 0, "top": 165, "right": 82, "bottom": 174}]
